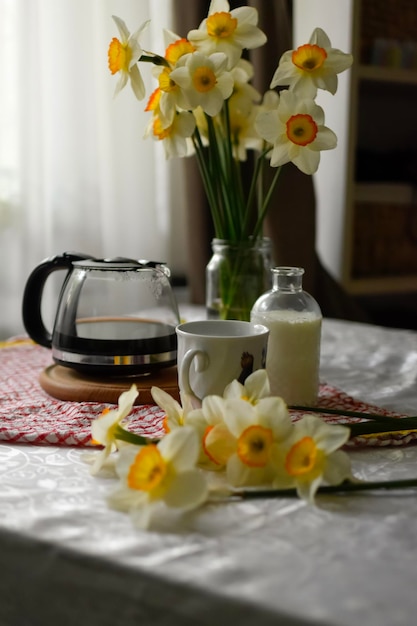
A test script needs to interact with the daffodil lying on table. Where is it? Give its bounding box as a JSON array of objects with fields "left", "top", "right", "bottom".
[{"left": 87, "top": 370, "right": 355, "bottom": 529}]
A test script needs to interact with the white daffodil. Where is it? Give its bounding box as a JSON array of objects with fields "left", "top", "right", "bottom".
[
  {"left": 227, "top": 103, "right": 262, "bottom": 161},
  {"left": 197, "top": 394, "right": 236, "bottom": 469},
  {"left": 224, "top": 368, "right": 271, "bottom": 404},
  {"left": 270, "top": 27, "right": 353, "bottom": 98},
  {"left": 108, "top": 16, "right": 149, "bottom": 100},
  {"left": 272, "top": 414, "right": 352, "bottom": 503},
  {"left": 170, "top": 51, "right": 234, "bottom": 117},
  {"left": 151, "top": 38, "right": 196, "bottom": 128},
  {"left": 206, "top": 394, "right": 293, "bottom": 487},
  {"left": 146, "top": 110, "right": 196, "bottom": 158},
  {"left": 90, "top": 384, "right": 139, "bottom": 475},
  {"left": 188, "top": 0, "right": 267, "bottom": 69},
  {"left": 259, "top": 89, "right": 280, "bottom": 111},
  {"left": 229, "top": 59, "right": 261, "bottom": 116},
  {"left": 150, "top": 386, "right": 195, "bottom": 433},
  {"left": 107, "top": 427, "right": 208, "bottom": 529},
  {"left": 255, "top": 90, "right": 337, "bottom": 175}
]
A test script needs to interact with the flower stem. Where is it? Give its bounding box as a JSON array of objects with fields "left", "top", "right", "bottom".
[
  {"left": 252, "top": 163, "right": 282, "bottom": 241},
  {"left": 192, "top": 130, "right": 224, "bottom": 236},
  {"left": 114, "top": 424, "right": 157, "bottom": 446},
  {"left": 289, "top": 404, "right": 417, "bottom": 423},
  {"left": 288, "top": 404, "right": 417, "bottom": 438},
  {"left": 139, "top": 52, "right": 170, "bottom": 67},
  {"left": 233, "top": 477, "right": 417, "bottom": 499}
]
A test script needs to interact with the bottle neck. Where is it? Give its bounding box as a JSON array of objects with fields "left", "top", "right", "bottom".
[{"left": 272, "top": 267, "right": 304, "bottom": 292}]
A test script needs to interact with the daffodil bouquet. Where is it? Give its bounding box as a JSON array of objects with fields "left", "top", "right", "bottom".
[{"left": 108, "top": 0, "right": 352, "bottom": 317}]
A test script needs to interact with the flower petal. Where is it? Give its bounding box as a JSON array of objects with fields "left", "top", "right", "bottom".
[
  {"left": 296, "top": 474, "right": 322, "bottom": 503},
  {"left": 112, "top": 15, "right": 129, "bottom": 43},
  {"left": 224, "top": 398, "right": 256, "bottom": 437},
  {"left": 292, "top": 148, "right": 320, "bottom": 175},
  {"left": 244, "top": 369, "right": 271, "bottom": 400},
  {"left": 158, "top": 426, "right": 200, "bottom": 470},
  {"left": 151, "top": 386, "right": 183, "bottom": 422},
  {"left": 204, "top": 422, "right": 236, "bottom": 465},
  {"left": 323, "top": 450, "right": 352, "bottom": 485},
  {"left": 107, "top": 483, "right": 148, "bottom": 512},
  {"left": 129, "top": 64, "right": 146, "bottom": 100},
  {"left": 163, "top": 470, "right": 208, "bottom": 509}
]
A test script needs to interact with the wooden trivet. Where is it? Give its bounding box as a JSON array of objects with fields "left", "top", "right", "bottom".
[{"left": 39, "top": 364, "right": 179, "bottom": 405}]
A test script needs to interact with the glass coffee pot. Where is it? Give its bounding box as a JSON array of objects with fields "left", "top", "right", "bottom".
[{"left": 22, "top": 253, "right": 180, "bottom": 376}]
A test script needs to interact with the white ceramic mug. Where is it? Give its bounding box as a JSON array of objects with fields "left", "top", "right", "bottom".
[{"left": 176, "top": 320, "right": 269, "bottom": 405}]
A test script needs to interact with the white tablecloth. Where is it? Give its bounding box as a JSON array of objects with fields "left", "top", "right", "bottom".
[{"left": 2, "top": 317, "right": 417, "bottom": 626}]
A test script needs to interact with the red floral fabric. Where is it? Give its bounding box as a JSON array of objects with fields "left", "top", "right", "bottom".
[{"left": 0, "top": 339, "right": 415, "bottom": 448}]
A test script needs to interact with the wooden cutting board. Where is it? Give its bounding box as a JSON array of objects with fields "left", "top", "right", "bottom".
[{"left": 39, "top": 364, "right": 179, "bottom": 405}]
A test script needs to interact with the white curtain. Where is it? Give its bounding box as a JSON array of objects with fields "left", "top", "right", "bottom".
[{"left": 0, "top": 0, "right": 187, "bottom": 338}]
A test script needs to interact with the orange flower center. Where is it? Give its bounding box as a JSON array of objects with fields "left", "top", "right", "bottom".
[
  {"left": 292, "top": 44, "right": 327, "bottom": 72},
  {"left": 145, "top": 88, "right": 161, "bottom": 112},
  {"left": 165, "top": 38, "right": 195, "bottom": 64},
  {"left": 285, "top": 436, "right": 321, "bottom": 477},
  {"left": 202, "top": 425, "right": 221, "bottom": 465},
  {"left": 153, "top": 117, "right": 172, "bottom": 140},
  {"left": 108, "top": 37, "right": 130, "bottom": 74},
  {"left": 192, "top": 66, "right": 217, "bottom": 93},
  {"left": 207, "top": 12, "right": 238, "bottom": 39},
  {"left": 127, "top": 445, "right": 167, "bottom": 491},
  {"left": 237, "top": 425, "right": 273, "bottom": 468},
  {"left": 162, "top": 415, "right": 170, "bottom": 434},
  {"left": 286, "top": 114, "right": 318, "bottom": 146}
]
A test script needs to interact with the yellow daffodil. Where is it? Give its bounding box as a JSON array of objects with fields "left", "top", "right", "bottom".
[
  {"left": 196, "top": 395, "right": 235, "bottom": 469},
  {"left": 151, "top": 37, "right": 196, "bottom": 128},
  {"left": 227, "top": 103, "right": 262, "bottom": 161},
  {"left": 223, "top": 369, "right": 271, "bottom": 405},
  {"left": 150, "top": 386, "right": 195, "bottom": 433},
  {"left": 255, "top": 90, "right": 337, "bottom": 175},
  {"left": 226, "top": 62, "right": 263, "bottom": 160},
  {"left": 272, "top": 414, "right": 352, "bottom": 503},
  {"left": 108, "top": 15, "right": 149, "bottom": 100},
  {"left": 270, "top": 27, "right": 353, "bottom": 98},
  {"left": 107, "top": 427, "right": 208, "bottom": 529},
  {"left": 145, "top": 110, "right": 195, "bottom": 158},
  {"left": 229, "top": 59, "right": 261, "bottom": 116},
  {"left": 188, "top": 0, "right": 267, "bottom": 69},
  {"left": 206, "top": 394, "right": 293, "bottom": 486},
  {"left": 90, "top": 384, "right": 139, "bottom": 475},
  {"left": 170, "top": 51, "right": 234, "bottom": 117}
]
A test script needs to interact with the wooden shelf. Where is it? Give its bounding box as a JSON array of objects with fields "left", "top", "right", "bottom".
[
  {"left": 346, "top": 275, "right": 417, "bottom": 296},
  {"left": 358, "top": 64, "right": 417, "bottom": 85},
  {"left": 354, "top": 182, "right": 416, "bottom": 204}
]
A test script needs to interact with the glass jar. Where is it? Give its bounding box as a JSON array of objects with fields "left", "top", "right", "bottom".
[
  {"left": 251, "top": 267, "right": 322, "bottom": 406},
  {"left": 206, "top": 237, "right": 272, "bottom": 321}
]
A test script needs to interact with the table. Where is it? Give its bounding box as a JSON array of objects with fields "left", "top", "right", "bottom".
[{"left": 1, "top": 317, "right": 417, "bottom": 626}]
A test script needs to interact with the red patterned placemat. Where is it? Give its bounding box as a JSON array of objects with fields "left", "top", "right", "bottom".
[{"left": 0, "top": 339, "right": 415, "bottom": 448}]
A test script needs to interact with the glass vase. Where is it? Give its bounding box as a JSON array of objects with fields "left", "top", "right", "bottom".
[{"left": 206, "top": 238, "right": 272, "bottom": 321}]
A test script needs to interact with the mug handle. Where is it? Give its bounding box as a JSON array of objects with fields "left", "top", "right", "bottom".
[{"left": 179, "top": 349, "right": 209, "bottom": 405}]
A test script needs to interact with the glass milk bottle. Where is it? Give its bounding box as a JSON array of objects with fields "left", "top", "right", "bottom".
[{"left": 251, "top": 267, "right": 322, "bottom": 406}]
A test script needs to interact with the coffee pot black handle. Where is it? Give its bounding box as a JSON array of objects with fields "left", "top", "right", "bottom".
[{"left": 22, "top": 252, "right": 91, "bottom": 348}]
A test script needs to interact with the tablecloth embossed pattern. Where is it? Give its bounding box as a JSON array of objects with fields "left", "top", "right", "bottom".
[{"left": 1, "top": 338, "right": 415, "bottom": 448}]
